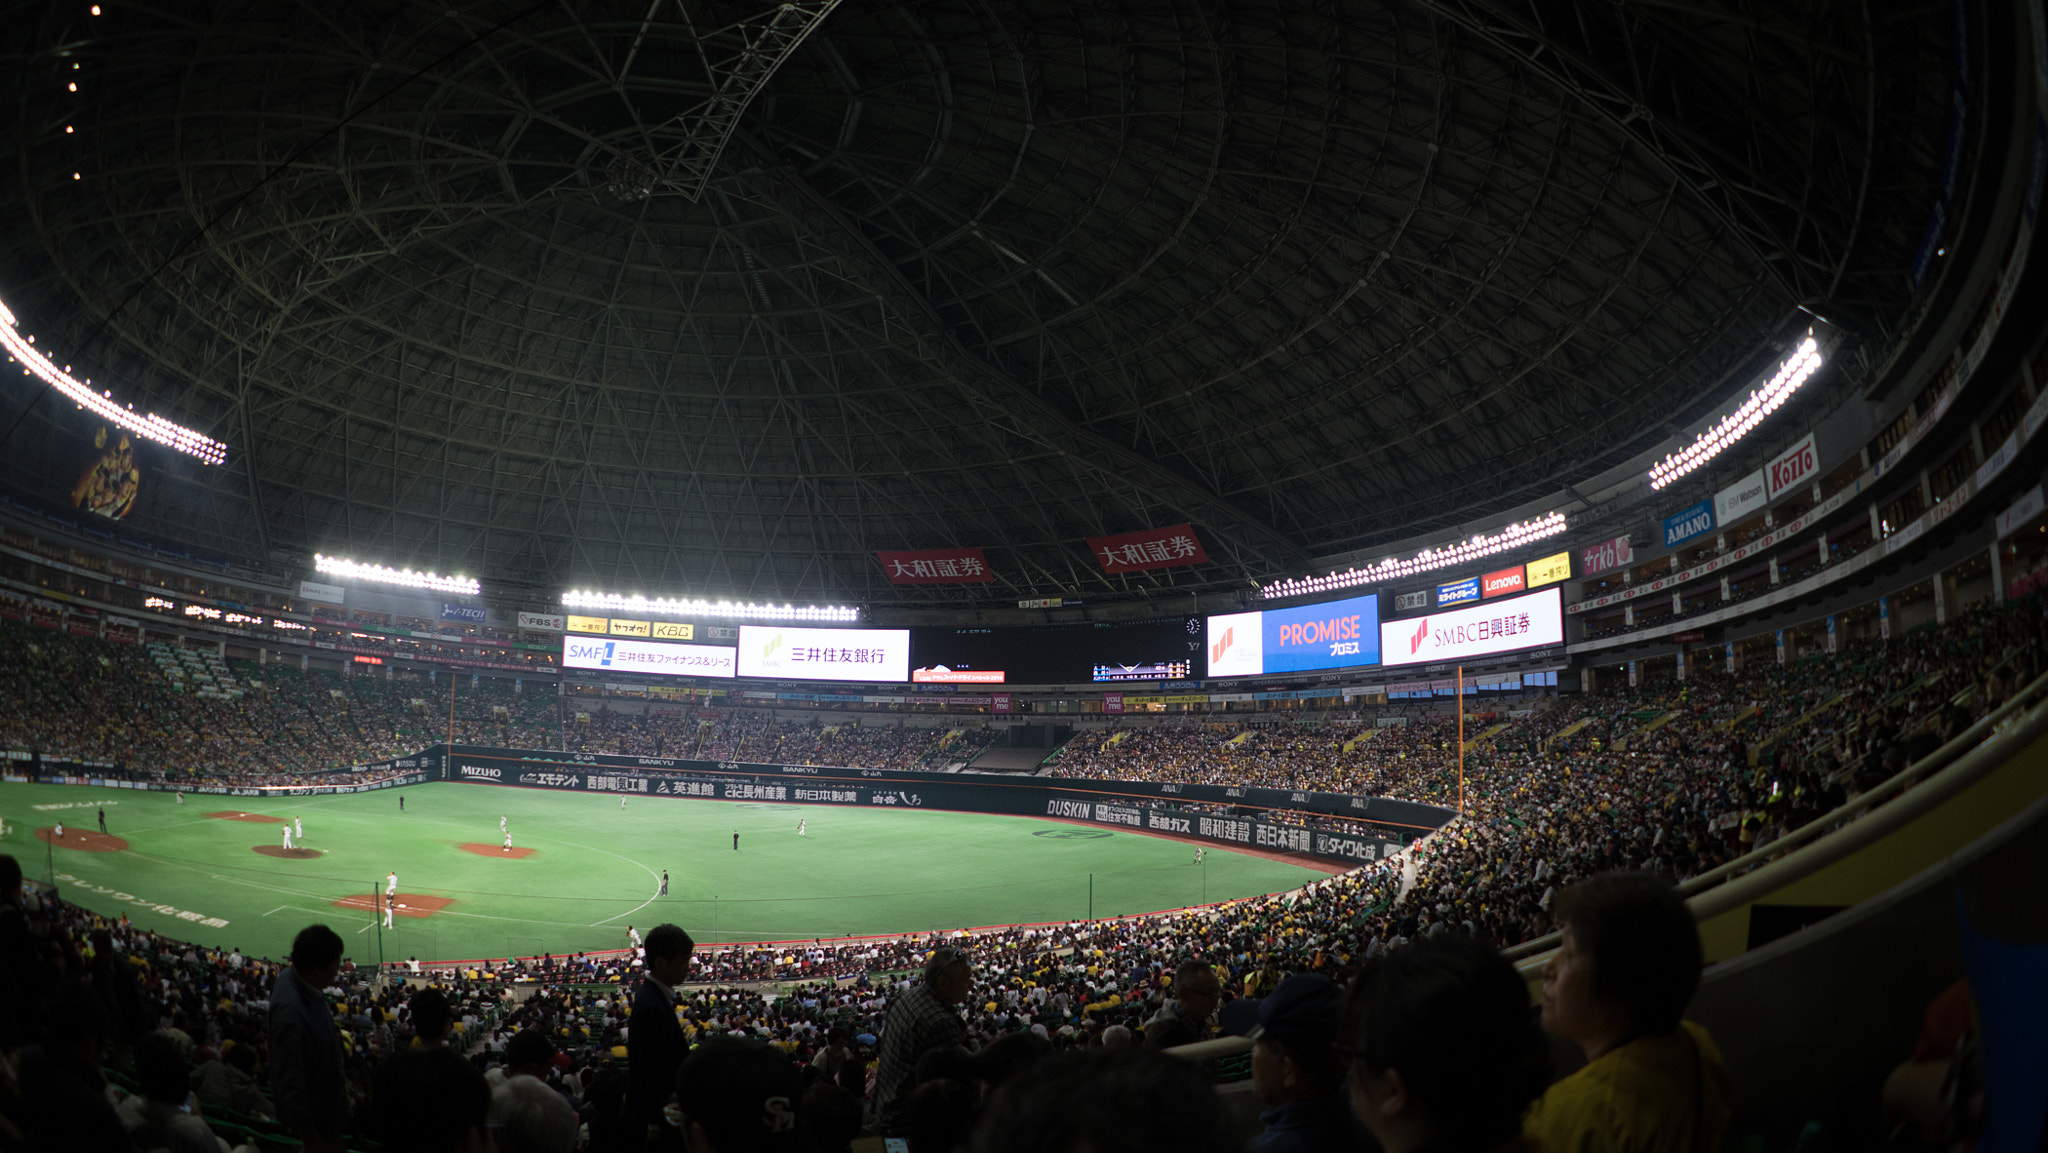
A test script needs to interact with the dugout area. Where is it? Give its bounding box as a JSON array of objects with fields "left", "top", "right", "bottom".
[{"left": 0, "top": 780, "right": 1334, "bottom": 964}]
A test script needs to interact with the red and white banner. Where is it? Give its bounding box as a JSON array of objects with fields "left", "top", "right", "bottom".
[
  {"left": 1480, "top": 566, "right": 1525, "bottom": 599},
  {"left": 992, "top": 693, "right": 1014, "bottom": 714},
  {"left": 1580, "top": 536, "right": 1634, "bottom": 577},
  {"left": 1103, "top": 692, "right": 1124, "bottom": 714},
  {"left": 876, "top": 548, "right": 995, "bottom": 584},
  {"left": 1764, "top": 432, "right": 1819, "bottom": 499},
  {"left": 1088, "top": 525, "right": 1209, "bottom": 573}
]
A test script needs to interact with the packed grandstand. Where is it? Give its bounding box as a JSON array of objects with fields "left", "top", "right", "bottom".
[
  {"left": 6, "top": 0, "right": 2048, "bottom": 1150},
  {"left": 1, "top": 585, "right": 2038, "bottom": 1152}
]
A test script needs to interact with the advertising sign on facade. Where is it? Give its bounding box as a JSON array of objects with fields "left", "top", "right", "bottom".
[
  {"left": 1714, "top": 469, "right": 1770, "bottom": 525},
  {"left": 440, "top": 603, "right": 486, "bottom": 623},
  {"left": 1662, "top": 500, "right": 1716, "bottom": 549},
  {"left": 1480, "top": 566, "right": 1526, "bottom": 599},
  {"left": 650, "top": 621, "right": 694, "bottom": 640},
  {"left": 561, "top": 636, "right": 737, "bottom": 678},
  {"left": 1393, "top": 590, "right": 1429, "bottom": 612},
  {"left": 1524, "top": 551, "right": 1572, "bottom": 589},
  {"left": 298, "top": 580, "right": 345, "bottom": 605},
  {"left": 736, "top": 626, "right": 911, "bottom": 682},
  {"left": 567, "top": 615, "right": 608, "bottom": 634},
  {"left": 1378, "top": 587, "right": 1565, "bottom": 667},
  {"left": 1764, "top": 432, "right": 1820, "bottom": 499},
  {"left": 517, "top": 612, "right": 565, "bottom": 631},
  {"left": 1579, "top": 536, "right": 1634, "bottom": 577},
  {"left": 1436, "top": 577, "right": 1481, "bottom": 606}
]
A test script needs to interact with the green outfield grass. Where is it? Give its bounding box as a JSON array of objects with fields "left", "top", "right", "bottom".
[{"left": 1, "top": 781, "right": 1328, "bottom": 965}]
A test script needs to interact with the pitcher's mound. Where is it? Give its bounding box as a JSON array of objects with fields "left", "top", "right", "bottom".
[
  {"left": 332, "top": 893, "right": 452, "bottom": 919},
  {"left": 253, "top": 845, "right": 322, "bottom": 859},
  {"left": 460, "top": 842, "right": 536, "bottom": 859},
  {"left": 209, "top": 811, "right": 285, "bottom": 823},
  {"left": 37, "top": 828, "right": 126, "bottom": 852}
]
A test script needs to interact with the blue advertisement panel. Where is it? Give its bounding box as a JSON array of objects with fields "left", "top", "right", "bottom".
[
  {"left": 1204, "top": 592, "right": 1380, "bottom": 677},
  {"left": 1436, "top": 576, "right": 1481, "bottom": 606},
  {"left": 1257, "top": 593, "right": 1381, "bottom": 673},
  {"left": 1662, "top": 500, "right": 1716, "bottom": 548}
]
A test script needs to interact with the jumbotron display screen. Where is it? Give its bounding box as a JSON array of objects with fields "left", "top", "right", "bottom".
[
  {"left": 1204, "top": 592, "right": 1382, "bottom": 678},
  {"left": 1378, "top": 586, "right": 1564, "bottom": 667},
  {"left": 910, "top": 616, "right": 1202, "bottom": 684}
]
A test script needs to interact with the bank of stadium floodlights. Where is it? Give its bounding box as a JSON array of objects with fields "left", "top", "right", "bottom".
[
  {"left": 561, "top": 590, "right": 858, "bottom": 623},
  {"left": 1260, "top": 513, "right": 1569, "bottom": 600},
  {"left": 0, "top": 294, "right": 227, "bottom": 464},
  {"left": 314, "top": 554, "right": 479, "bottom": 596},
  {"left": 1648, "top": 336, "right": 1824, "bottom": 490}
]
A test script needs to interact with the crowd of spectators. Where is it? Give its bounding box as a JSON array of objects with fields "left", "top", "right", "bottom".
[{"left": 0, "top": 590, "right": 2039, "bottom": 1151}]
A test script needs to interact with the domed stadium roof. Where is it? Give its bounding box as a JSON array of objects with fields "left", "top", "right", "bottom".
[{"left": 0, "top": 1, "right": 1958, "bottom": 607}]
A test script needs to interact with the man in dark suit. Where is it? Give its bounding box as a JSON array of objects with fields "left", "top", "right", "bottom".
[{"left": 628, "top": 923, "right": 694, "bottom": 1149}]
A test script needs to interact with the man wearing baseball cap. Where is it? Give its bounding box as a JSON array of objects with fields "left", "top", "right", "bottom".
[
  {"left": 671, "top": 1036, "right": 809, "bottom": 1152},
  {"left": 1223, "top": 972, "right": 1375, "bottom": 1153}
]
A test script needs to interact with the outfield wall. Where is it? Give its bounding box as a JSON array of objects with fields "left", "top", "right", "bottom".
[
  {"left": 2, "top": 757, "right": 433, "bottom": 796},
  {"left": 427, "top": 744, "right": 1448, "bottom": 865}
]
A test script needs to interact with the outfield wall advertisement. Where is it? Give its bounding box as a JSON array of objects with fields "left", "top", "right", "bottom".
[{"left": 433, "top": 744, "right": 1443, "bottom": 865}]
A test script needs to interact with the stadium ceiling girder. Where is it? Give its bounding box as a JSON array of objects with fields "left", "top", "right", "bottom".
[{"left": 0, "top": 0, "right": 1952, "bottom": 603}]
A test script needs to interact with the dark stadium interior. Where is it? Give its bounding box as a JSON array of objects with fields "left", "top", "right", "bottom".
[{"left": 3, "top": 2, "right": 2047, "bottom": 1152}]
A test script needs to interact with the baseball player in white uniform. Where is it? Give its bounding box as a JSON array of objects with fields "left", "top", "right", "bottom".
[{"left": 281, "top": 825, "right": 293, "bottom": 850}]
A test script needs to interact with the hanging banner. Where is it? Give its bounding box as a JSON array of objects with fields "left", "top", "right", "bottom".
[
  {"left": 1103, "top": 692, "right": 1124, "bottom": 714},
  {"left": 1675, "top": 649, "right": 1687, "bottom": 681},
  {"left": 1880, "top": 595, "right": 1891, "bottom": 640},
  {"left": 1724, "top": 641, "right": 1736, "bottom": 674},
  {"left": 1826, "top": 615, "right": 1838, "bottom": 653},
  {"left": 992, "top": 693, "right": 1014, "bottom": 714},
  {"left": 1776, "top": 629, "right": 1787, "bottom": 664},
  {"left": 876, "top": 547, "right": 996, "bottom": 584},
  {"left": 1628, "top": 660, "right": 1639, "bottom": 686},
  {"left": 1087, "top": 525, "right": 1209, "bottom": 573}
]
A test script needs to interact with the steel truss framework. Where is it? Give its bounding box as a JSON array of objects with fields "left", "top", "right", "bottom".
[{"left": 0, "top": 0, "right": 1959, "bottom": 606}]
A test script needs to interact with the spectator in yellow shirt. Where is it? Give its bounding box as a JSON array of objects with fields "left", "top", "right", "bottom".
[{"left": 1523, "top": 872, "right": 1734, "bottom": 1152}]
